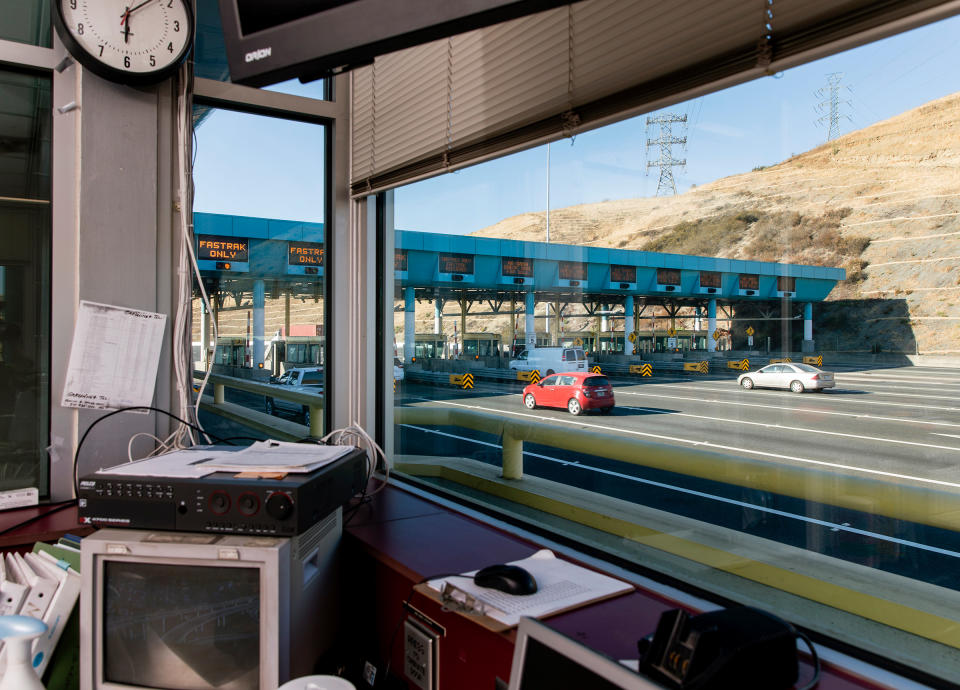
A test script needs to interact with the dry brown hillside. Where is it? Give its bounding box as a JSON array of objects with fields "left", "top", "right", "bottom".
[{"left": 470, "top": 91, "right": 960, "bottom": 354}]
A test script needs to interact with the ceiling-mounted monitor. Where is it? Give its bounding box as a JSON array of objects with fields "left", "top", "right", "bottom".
[{"left": 219, "top": 0, "right": 575, "bottom": 87}]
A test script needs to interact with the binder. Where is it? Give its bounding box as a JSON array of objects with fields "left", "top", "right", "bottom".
[
  {"left": 25, "top": 551, "right": 82, "bottom": 678},
  {"left": 0, "top": 556, "right": 28, "bottom": 616},
  {"left": 5, "top": 553, "right": 57, "bottom": 620}
]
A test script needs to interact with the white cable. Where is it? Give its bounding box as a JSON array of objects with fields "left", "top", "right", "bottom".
[
  {"left": 127, "top": 432, "right": 172, "bottom": 462},
  {"left": 321, "top": 423, "right": 390, "bottom": 495}
]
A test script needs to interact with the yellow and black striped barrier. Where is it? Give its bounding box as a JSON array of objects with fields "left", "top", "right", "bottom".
[
  {"left": 769, "top": 357, "right": 792, "bottom": 364},
  {"left": 591, "top": 365, "right": 602, "bottom": 374},
  {"left": 449, "top": 372, "right": 475, "bottom": 389},
  {"left": 516, "top": 370, "right": 541, "bottom": 384},
  {"left": 803, "top": 355, "right": 823, "bottom": 367},
  {"left": 683, "top": 361, "right": 709, "bottom": 374},
  {"left": 727, "top": 359, "right": 749, "bottom": 371},
  {"left": 629, "top": 363, "right": 653, "bottom": 377}
]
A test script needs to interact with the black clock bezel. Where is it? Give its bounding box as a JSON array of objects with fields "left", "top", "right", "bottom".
[{"left": 51, "top": 0, "right": 195, "bottom": 87}]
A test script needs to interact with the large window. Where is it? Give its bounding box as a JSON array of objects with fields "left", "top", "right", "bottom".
[
  {"left": 0, "top": 69, "right": 51, "bottom": 496},
  {"left": 388, "top": 15, "right": 960, "bottom": 681},
  {"left": 191, "top": 106, "right": 328, "bottom": 437}
]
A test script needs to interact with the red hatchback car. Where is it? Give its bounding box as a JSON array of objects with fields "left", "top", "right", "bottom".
[{"left": 522, "top": 372, "right": 615, "bottom": 415}]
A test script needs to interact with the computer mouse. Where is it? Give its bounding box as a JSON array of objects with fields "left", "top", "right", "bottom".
[{"left": 473, "top": 564, "right": 538, "bottom": 595}]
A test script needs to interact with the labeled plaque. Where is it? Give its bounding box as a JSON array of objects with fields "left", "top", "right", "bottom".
[
  {"left": 197, "top": 235, "right": 248, "bottom": 262},
  {"left": 610, "top": 265, "right": 636, "bottom": 283},
  {"left": 559, "top": 261, "right": 588, "bottom": 280},
  {"left": 502, "top": 257, "right": 534, "bottom": 277},
  {"left": 288, "top": 241, "right": 323, "bottom": 266},
  {"left": 739, "top": 274, "right": 759, "bottom": 290},
  {"left": 657, "top": 268, "right": 681, "bottom": 285},
  {"left": 439, "top": 253, "right": 474, "bottom": 274}
]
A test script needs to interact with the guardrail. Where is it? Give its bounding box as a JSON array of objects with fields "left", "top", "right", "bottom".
[
  {"left": 394, "top": 406, "right": 960, "bottom": 534},
  {"left": 193, "top": 370, "right": 323, "bottom": 438}
]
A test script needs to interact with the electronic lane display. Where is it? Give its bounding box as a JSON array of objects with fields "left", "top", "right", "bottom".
[
  {"left": 739, "top": 274, "right": 760, "bottom": 290},
  {"left": 778, "top": 276, "right": 796, "bottom": 292},
  {"left": 197, "top": 235, "right": 248, "bottom": 262},
  {"left": 559, "top": 261, "right": 588, "bottom": 280},
  {"left": 288, "top": 241, "right": 323, "bottom": 266},
  {"left": 610, "top": 265, "right": 636, "bottom": 283},
  {"left": 502, "top": 257, "right": 534, "bottom": 277},
  {"left": 439, "top": 253, "right": 474, "bottom": 274},
  {"left": 657, "top": 268, "right": 681, "bottom": 285},
  {"left": 395, "top": 250, "right": 408, "bottom": 272},
  {"left": 700, "top": 271, "right": 721, "bottom": 288}
]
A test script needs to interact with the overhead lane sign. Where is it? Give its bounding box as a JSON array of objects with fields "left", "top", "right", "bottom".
[
  {"left": 197, "top": 234, "right": 249, "bottom": 272},
  {"left": 288, "top": 241, "right": 324, "bottom": 275}
]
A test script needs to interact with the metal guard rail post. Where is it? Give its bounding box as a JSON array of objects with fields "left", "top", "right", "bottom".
[{"left": 394, "top": 406, "right": 960, "bottom": 534}]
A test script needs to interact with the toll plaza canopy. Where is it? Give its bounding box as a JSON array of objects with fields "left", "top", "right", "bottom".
[{"left": 195, "top": 212, "right": 846, "bottom": 306}]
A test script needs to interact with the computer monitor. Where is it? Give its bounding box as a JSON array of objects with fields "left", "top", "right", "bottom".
[
  {"left": 508, "top": 617, "right": 665, "bottom": 690},
  {"left": 80, "top": 510, "right": 342, "bottom": 690}
]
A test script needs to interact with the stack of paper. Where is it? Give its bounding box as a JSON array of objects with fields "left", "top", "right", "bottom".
[{"left": 427, "top": 549, "right": 633, "bottom": 627}]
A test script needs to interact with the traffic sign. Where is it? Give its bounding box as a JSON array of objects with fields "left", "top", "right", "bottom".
[
  {"left": 574, "top": 337, "right": 583, "bottom": 347},
  {"left": 745, "top": 326, "right": 754, "bottom": 336},
  {"left": 667, "top": 328, "right": 677, "bottom": 337},
  {"left": 628, "top": 331, "right": 638, "bottom": 343},
  {"left": 712, "top": 329, "right": 721, "bottom": 341}
]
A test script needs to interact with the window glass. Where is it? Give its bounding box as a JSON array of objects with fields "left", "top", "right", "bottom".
[
  {"left": 0, "top": 1, "right": 51, "bottom": 47},
  {"left": 391, "top": 13, "right": 960, "bottom": 680},
  {"left": 0, "top": 70, "right": 51, "bottom": 496},
  {"left": 192, "top": 106, "right": 326, "bottom": 438}
]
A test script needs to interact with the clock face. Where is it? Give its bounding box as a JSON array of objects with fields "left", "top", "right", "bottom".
[{"left": 53, "top": 0, "right": 194, "bottom": 85}]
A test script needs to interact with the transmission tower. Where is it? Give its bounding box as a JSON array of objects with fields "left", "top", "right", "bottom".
[
  {"left": 815, "top": 72, "right": 852, "bottom": 142},
  {"left": 646, "top": 114, "right": 687, "bottom": 196}
]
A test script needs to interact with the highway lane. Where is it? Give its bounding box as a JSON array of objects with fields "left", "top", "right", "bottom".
[
  {"left": 394, "top": 367, "right": 960, "bottom": 588},
  {"left": 397, "top": 368, "right": 960, "bottom": 490}
]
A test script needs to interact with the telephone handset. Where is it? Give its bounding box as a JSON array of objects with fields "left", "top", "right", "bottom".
[{"left": 637, "top": 606, "right": 818, "bottom": 690}]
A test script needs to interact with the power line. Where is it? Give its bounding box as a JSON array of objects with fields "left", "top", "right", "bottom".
[{"left": 645, "top": 113, "right": 687, "bottom": 196}]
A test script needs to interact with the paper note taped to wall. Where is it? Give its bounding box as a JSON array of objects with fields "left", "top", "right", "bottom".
[{"left": 61, "top": 301, "right": 167, "bottom": 411}]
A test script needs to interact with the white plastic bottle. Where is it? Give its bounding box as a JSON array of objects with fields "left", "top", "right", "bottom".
[{"left": 0, "top": 615, "right": 47, "bottom": 690}]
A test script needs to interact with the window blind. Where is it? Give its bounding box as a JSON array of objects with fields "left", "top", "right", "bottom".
[{"left": 351, "top": 0, "right": 959, "bottom": 195}]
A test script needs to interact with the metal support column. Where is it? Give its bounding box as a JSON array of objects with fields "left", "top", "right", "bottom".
[
  {"left": 525, "top": 291, "right": 536, "bottom": 349},
  {"left": 707, "top": 298, "right": 717, "bottom": 353},
  {"left": 404, "top": 286, "right": 416, "bottom": 363},
  {"left": 803, "top": 302, "right": 815, "bottom": 352},
  {"left": 253, "top": 279, "right": 265, "bottom": 369},
  {"left": 509, "top": 296, "right": 516, "bottom": 355},
  {"left": 625, "top": 296, "right": 635, "bottom": 355},
  {"left": 434, "top": 295, "right": 442, "bottom": 335}
]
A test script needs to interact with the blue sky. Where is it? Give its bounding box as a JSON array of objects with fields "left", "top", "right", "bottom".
[{"left": 193, "top": 14, "right": 960, "bottom": 234}]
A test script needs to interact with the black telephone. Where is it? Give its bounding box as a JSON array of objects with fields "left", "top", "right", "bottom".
[{"left": 637, "top": 606, "right": 816, "bottom": 690}]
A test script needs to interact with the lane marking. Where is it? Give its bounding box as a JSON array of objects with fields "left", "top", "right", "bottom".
[
  {"left": 628, "top": 381, "right": 960, "bottom": 405},
  {"left": 616, "top": 390, "right": 960, "bottom": 425},
  {"left": 399, "top": 424, "right": 960, "bottom": 559},
  {"left": 616, "top": 403, "right": 960, "bottom": 452},
  {"left": 403, "top": 398, "right": 960, "bottom": 489}
]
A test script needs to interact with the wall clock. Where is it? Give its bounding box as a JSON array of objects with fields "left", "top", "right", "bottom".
[{"left": 52, "top": 0, "right": 195, "bottom": 86}]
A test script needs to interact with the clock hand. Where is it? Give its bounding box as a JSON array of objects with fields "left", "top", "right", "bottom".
[{"left": 122, "top": 0, "right": 155, "bottom": 18}]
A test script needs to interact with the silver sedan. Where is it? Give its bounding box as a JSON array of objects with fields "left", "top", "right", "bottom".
[{"left": 738, "top": 362, "right": 835, "bottom": 393}]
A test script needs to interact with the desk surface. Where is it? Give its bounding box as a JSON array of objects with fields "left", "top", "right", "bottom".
[
  {"left": 0, "top": 503, "right": 93, "bottom": 550},
  {"left": 345, "top": 485, "right": 891, "bottom": 690}
]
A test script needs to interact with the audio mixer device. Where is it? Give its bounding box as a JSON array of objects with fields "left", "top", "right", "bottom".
[{"left": 78, "top": 444, "right": 367, "bottom": 536}]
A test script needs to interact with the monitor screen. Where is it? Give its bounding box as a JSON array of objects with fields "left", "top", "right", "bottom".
[
  {"left": 103, "top": 561, "right": 261, "bottom": 690},
  {"left": 509, "top": 617, "right": 663, "bottom": 690}
]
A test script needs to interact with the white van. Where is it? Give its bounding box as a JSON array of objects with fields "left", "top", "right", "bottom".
[{"left": 509, "top": 346, "right": 588, "bottom": 376}]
